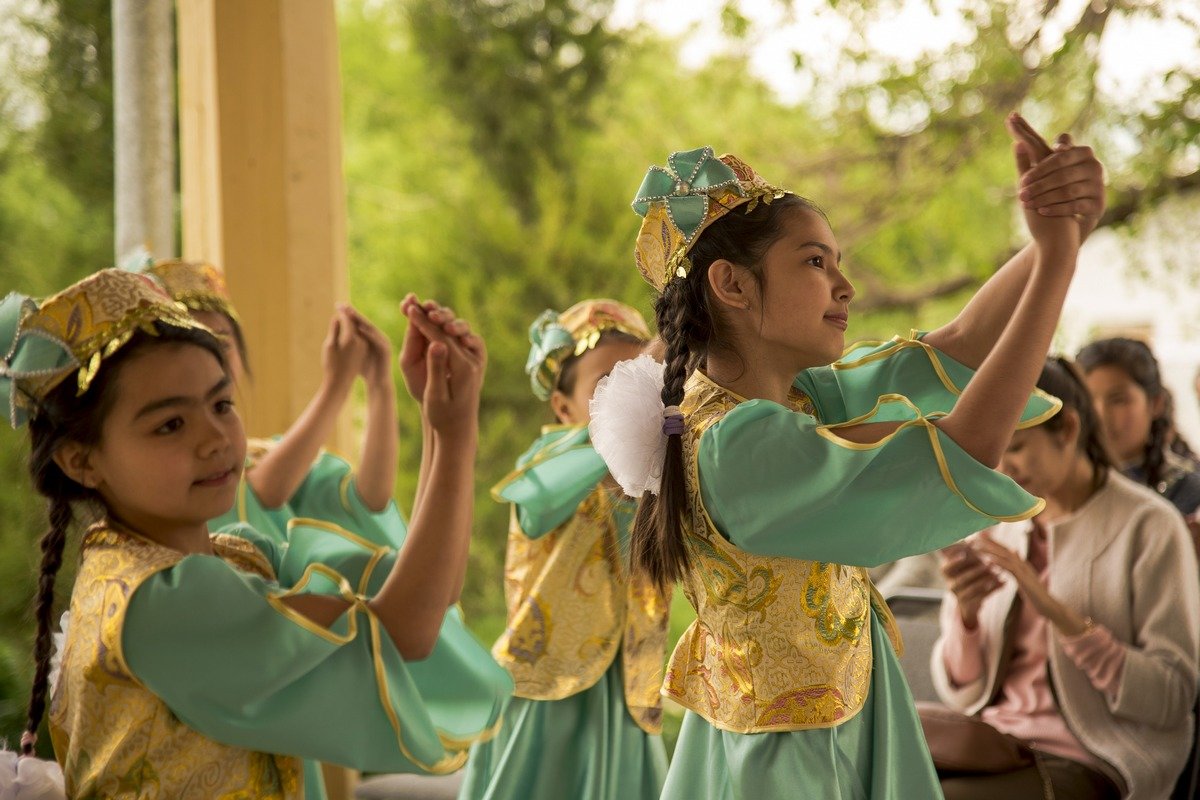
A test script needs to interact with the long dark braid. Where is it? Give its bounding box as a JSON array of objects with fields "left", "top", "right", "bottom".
[
  {"left": 1077, "top": 337, "right": 1171, "bottom": 491},
  {"left": 20, "top": 323, "right": 224, "bottom": 752},
  {"left": 22, "top": 495, "right": 72, "bottom": 755},
  {"left": 629, "top": 193, "right": 821, "bottom": 590}
]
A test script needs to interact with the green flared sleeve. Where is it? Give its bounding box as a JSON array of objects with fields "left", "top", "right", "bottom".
[
  {"left": 697, "top": 395, "right": 1044, "bottom": 567},
  {"left": 795, "top": 331, "right": 1061, "bottom": 427},
  {"left": 286, "top": 451, "right": 409, "bottom": 549},
  {"left": 208, "top": 478, "right": 293, "bottom": 545},
  {"left": 491, "top": 425, "right": 608, "bottom": 539},
  {"left": 123, "top": 522, "right": 513, "bottom": 775}
]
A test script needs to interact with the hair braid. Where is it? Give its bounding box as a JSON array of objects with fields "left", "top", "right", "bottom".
[
  {"left": 630, "top": 279, "right": 700, "bottom": 589},
  {"left": 22, "top": 494, "right": 71, "bottom": 754},
  {"left": 1145, "top": 416, "right": 1170, "bottom": 492}
]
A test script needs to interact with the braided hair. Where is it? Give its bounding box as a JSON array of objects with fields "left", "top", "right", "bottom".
[
  {"left": 1076, "top": 338, "right": 1172, "bottom": 491},
  {"left": 21, "top": 323, "right": 224, "bottom": 754},
  {"left": 630, "top": 193, "right": 823, "bottom": 589},
  {"left": 1038, "top": 357, "right": 1114, "bottom": 490}
]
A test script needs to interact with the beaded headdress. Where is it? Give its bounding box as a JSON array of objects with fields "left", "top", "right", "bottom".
[
  {"left": 632, "top": 146, "right": 786, "bottom": 292},
  {"left": 135, "top": 258, "right": 239, "bottom": 322},
  {"left": 0, "top": 269, "right": 205, "bottom": 427},
  {"left": 525, "top": 299, "right": 651, "bottom": 401}
]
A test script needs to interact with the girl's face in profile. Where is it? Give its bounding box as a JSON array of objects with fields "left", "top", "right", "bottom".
[
  {"left": 1083, "top": 365, "right": 1160, "bottom": 465},
  {"left": 63, "top": 343, "right": 246, "bottom": 539},
  {"left": 740, "top": 208, "right": 856, "bottom": 372}
]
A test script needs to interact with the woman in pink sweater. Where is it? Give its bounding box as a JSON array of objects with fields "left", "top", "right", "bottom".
[{"left": 932, "top": 356, "right": 1200, "bottom": 799}]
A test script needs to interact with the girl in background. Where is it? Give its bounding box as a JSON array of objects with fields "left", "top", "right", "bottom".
[
  {"left": 932, "top": 357, "right": 1198, "bottom": 798},
  {"left": 1076, "top": 337, "right": 1200, "bottom": 517},
  {"left": 459, "top": 300, "right": 669, "bottom": 800}
]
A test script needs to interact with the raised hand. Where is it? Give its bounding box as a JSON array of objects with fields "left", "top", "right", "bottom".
[
  {"left": 399, "top": 294, "right": 484, "bottom": 404},
  {"left": 1006, "top": 113, "right": 1082, "bottom": 253},
  {"left": 1012, "top": 121, "right": 1106, "bottom": 239},
  {"left": 321, "top": 306, "right": 369, "bottom": 397},
  {"left": 343, "top": 306, "right": 394, "bottom": 392}
]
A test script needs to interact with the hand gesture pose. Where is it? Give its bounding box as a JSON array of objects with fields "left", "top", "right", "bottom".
[
  {"left": 398, "top": 294, "right": 484, "bottom": 406},
  {"left": 975, "top": 531, "right": 1091, "bottom": 637},
  {"left": 402, "top": 298, "right": 487, "bottom": 434},
  {"left": 939, "top": 542, "right": 1002, "bottom": 630},
  {"left": 1005, "top": 113, "right": 1082, "bottom": 254}
]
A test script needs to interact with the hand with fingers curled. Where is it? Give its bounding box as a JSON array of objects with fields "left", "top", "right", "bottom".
[
  {"left": 321, "top": 305, "right": 370, "bottom": 398},
  {"left": 1005, "top": 113, "right": 1086, "bottom": 255},
  {"left": 939, "top": 540, "right": 1003, "bottom": 630},
  {"left": 973, "top": 531, "right": 1092, "bottom": 637},
  {"left": 401, "top": 296, "right": 487, "bottom": 433}
]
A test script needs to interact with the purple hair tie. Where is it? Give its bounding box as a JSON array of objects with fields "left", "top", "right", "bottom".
[{"left": 662, "top": 405, "right": 685, "bottom": 437}]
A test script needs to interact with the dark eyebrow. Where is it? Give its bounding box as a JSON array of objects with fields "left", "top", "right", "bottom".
[
  {"left": 133, "top": 375, "right": 231, "bottom": 421},
  {"left": 797, "top": 241, "right": 842, "bottom": 262}
]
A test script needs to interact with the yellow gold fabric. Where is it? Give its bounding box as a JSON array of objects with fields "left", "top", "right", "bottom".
[
  {"left": 493, "top": 486, "right": 670, "bottom": 734},
  {"left": 634, "top": 153, "right": 785, "bottom": 291},
  {"left": 145, "top": 259, "right": 239, "bottom": 321},
  {"left": 49, "top": 522, "right": 302, "bottom": 799},
  {"left": 15, "top": 269, "right": 204, "bottom": 406},
  {"left": 663, "top": 372, "right": 901, "bottom": 734}
]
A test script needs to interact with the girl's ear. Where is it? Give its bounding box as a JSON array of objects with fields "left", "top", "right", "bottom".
[
  {"left": 1056, "top": 407, "right": 1082, "bottom": 450},
  {"left": 52, "top": 442, "right": 101, "bottom": 490},
  {"left": 1151, "top": 391, "right": 1168, "bottom": 420},
  {"left": 707, "top": 259, "right": 755, "bottom": 312},
  {"left": 549, "top": 389, "right": 577, "bottom": 425}
]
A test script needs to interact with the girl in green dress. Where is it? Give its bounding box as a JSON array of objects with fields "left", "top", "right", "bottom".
[
  {"left": 458, "top": 299, "right": 670, "bottom": 800},
  {"left": 3, "top": 269, "right": 506, "bottom": 799},
  {"left": 588, "top": 116, "right": 1106, "bottom": 798},
  {"left": 136, "top": 259, "right": 509, "bottom": 799}
]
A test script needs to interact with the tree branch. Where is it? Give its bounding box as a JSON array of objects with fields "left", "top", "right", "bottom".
[{"left": 1099, "top": 170, "right": 1200, "bottom": 228}]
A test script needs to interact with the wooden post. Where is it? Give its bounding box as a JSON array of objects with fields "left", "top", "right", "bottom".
[
  {"left": 176, "top": 0, "right": 351, "bottom": 447},
  {"left": 176, "top": 2, "right": 357, "bottom": 797}
]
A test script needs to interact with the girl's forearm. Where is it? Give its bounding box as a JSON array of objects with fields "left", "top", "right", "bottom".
[
  {"left": 356, "top": 384, "right": 399, "bottom": 512},
  {"left": 936, "top": 243, "right": 1078, "bottom": 466},
  {"left": 249, "top": 383, "right": 347, "bottom": 508},
  {"left": 925, "top": 245, "right": 1037, "bottom": 369},
  {"left": 369, "top": 428, "right": 477, "bottom": 659},
  {"left": 410, "top": 417, "right": 434, "bottom": 522}
]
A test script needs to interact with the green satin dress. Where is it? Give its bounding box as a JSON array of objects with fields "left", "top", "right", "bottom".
[
  {"left": 456, "top": 428, "right": 669, "bottom": 800},
  {"left": 662, "top": 334, "right": 1058, "bottom": 800}
]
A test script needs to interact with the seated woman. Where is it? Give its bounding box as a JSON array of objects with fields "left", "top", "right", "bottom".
[{"left": 931, "top": 357, "right": 1200, "bottom": 800}]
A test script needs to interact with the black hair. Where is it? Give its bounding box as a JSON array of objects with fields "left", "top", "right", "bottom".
[
  {"left": 1038, "top": 357, "right": 1113, "bottom": 489},
  {"left": 21, "top": 323, "right": 224, "bottom": 754},
  {"left": 554, "top": 329, "right": 647, "bottom": 398},
  {"left": 630, "top": 193, "right": 824, "bottom": 590},
  {"left": 1076, "top": 337, "right": 1180, "bottom": 491}
]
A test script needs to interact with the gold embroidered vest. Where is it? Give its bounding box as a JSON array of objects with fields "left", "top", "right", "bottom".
[
  {"left": 49, "top": 523, "right": 303, "bottom": 799},
  {"left": 493, "top": 484, "right": 670, "bottom": 734},
  {"left": 664, "top": 372, "right": 902, "bottom": 733}
]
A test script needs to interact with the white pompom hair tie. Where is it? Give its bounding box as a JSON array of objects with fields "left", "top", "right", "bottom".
[{"left": 589, "top": 354, "right": 674, "bottom": 497}]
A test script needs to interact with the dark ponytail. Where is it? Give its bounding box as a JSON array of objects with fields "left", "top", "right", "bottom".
[
  {"left": 1038, "top": 357, "right": 1113, "bottom": 490},
  {"left": 630, "top": 193, "right": 822, "bottom": 590},
  {"left": 21, "top": 323, "right": 224, "bottom": 752},
  {"left": 1076, "top": 337, "right": 1172, "bottom": 490}
]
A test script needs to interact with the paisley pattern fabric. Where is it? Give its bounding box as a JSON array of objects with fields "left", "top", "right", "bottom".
[{"left": 49, "top": 524, "right": 302, "bottom": 800}]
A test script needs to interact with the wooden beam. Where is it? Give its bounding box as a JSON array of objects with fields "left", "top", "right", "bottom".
[
  {"left": 176, "top": 2, "right": 357, "bottom": 796},
  {"left": 177, "top": 0, "right": 351, "bottom": 448}
]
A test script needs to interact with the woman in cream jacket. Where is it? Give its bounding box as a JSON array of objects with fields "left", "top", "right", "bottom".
[{"left": 932, "top": 357, "right": 1200, "bottom": 799}]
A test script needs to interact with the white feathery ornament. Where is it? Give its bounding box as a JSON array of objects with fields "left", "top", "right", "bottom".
[
  {"left": 0, "top": 750, "right": 65, "bottom": 799},
  {"left": 589, "top": 354, "right": 670, "bottom": 497}
]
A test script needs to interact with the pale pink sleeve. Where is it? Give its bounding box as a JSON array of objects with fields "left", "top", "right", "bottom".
[
  {"left": 1059, "top": 624, "right": 1127, "bottom": 700},
  {"left": 942, "top": 613, "right": 987, "bottom": 688}
]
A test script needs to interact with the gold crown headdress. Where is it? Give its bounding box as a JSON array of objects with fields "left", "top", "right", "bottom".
[
  {"left": 525, "top": 299, "right": 651, "bottom": 400},
  {"left": 125, "top": 256, "right": 239, "bottom": 322},
  {"left": 0, "top": 269, "right": 205, "bottom": 427},
  {"left": 631, "top": 146, "right": 786, "bottom": 292}
]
